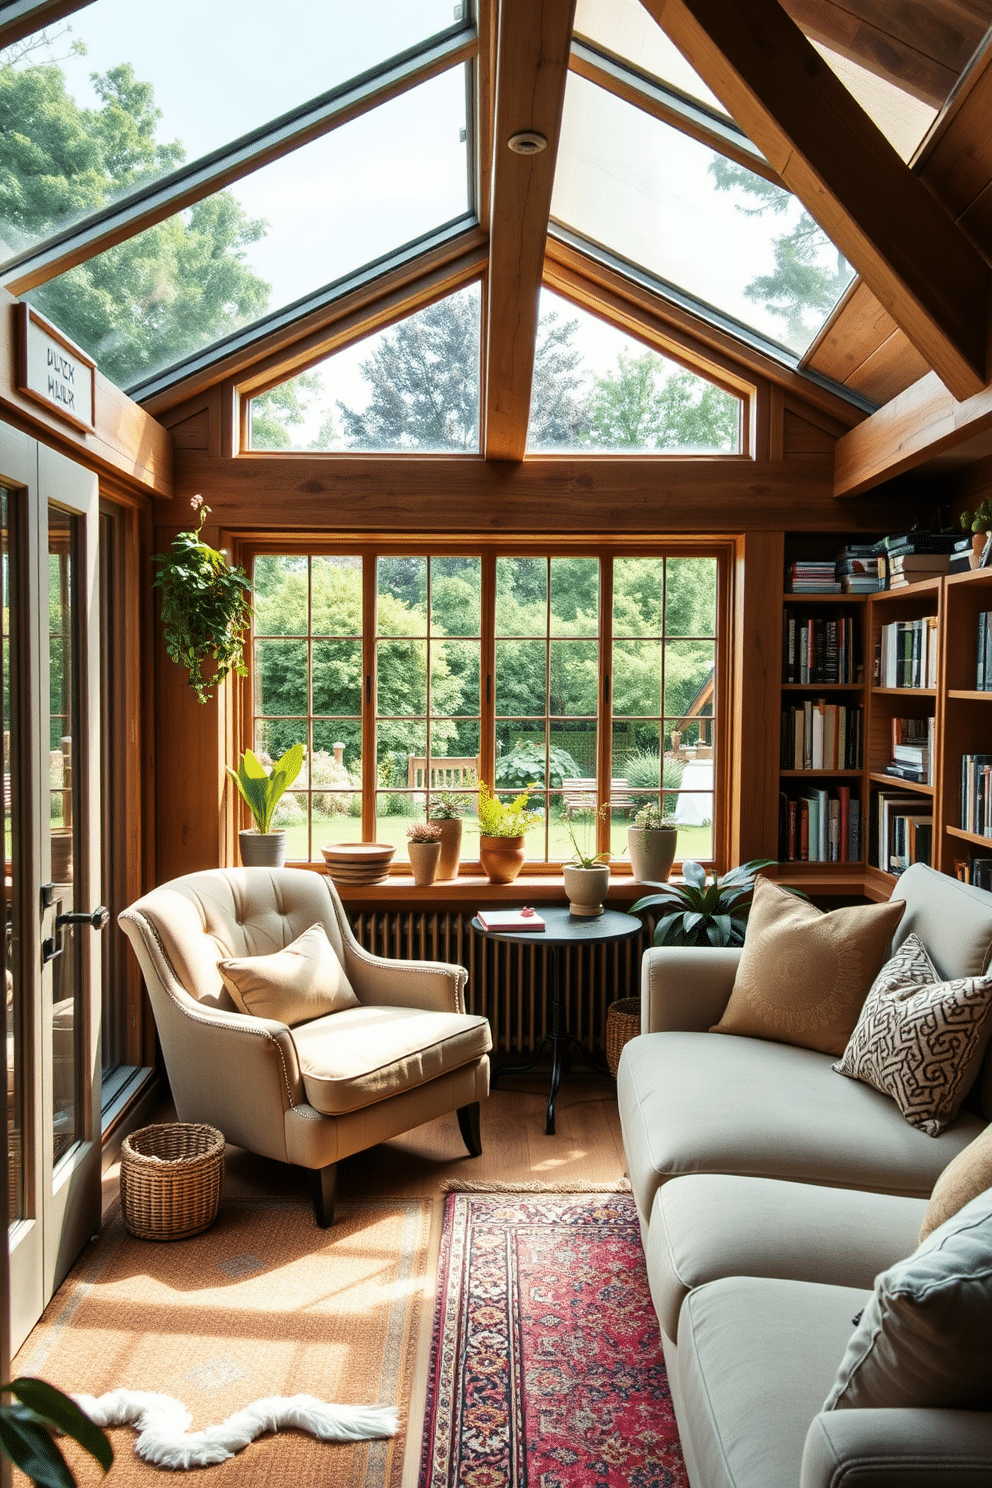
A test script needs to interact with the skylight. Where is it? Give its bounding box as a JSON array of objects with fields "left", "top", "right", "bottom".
[
  {"left": 525, "top": 289, "right": 742, "bottom": 454},
  {"left": 0, "top": 0, "right": 460, "bottom": 258},
  {"left": 552, "top": 72, "right": 855, "bottom": 358},
  {"left": 22, "top": 67, "right": 470, "bottom": 389},
  {"left": 573, "top": 0, "right": 727, "bottom": 118}
]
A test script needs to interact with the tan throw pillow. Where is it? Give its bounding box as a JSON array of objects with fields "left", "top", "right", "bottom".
[
  {"left": 921, "top": 1125, "right": 992, "bottom": 1241},
  {"left": 823, "top": 1188, "right": 992, "bottom": 1411},
  {"left": 710, "top": 877, "right": 904, "bottom": 1055},
  {"left": 833, "top": 934, "right": 992, "bottom": 1137},
  {"left": 219, "top": 922, "right": 359, "bottom": 1027}
]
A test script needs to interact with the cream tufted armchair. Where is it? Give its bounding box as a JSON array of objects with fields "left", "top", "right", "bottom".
[{"left": 119, "top": 867, "right": 491, "bottom": 1225}]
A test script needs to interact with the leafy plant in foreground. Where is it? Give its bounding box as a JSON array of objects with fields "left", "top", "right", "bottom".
[
  {"left": 631, "top": 859, "right": 780, "bottom": 948},
  {"left": 0, "top": 1376, "right": 112, "bottom": 1488}
]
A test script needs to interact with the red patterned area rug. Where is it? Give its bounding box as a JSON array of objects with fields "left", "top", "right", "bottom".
[{"left": 420, "top": 1191, "right": 688, "bottom": 1488}]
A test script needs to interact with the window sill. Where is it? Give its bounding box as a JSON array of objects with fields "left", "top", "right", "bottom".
[{"left": 294, "top": 863, "right": 654, "bottom": 907}]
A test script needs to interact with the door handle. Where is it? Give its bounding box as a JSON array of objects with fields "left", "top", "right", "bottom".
[{"left": 42, "top": 905, "right": 109, "bottom": 965}]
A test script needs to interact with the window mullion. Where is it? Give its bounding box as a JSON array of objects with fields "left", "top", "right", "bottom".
[
  {"left": 479, "top": 551, "right": 496, "bottom": 794},
  {"left": 362, "top": 552, "right": 377, "bottom": 840},
  {"left": 597, "top": 553, "right": 613, "bottom": 858}
]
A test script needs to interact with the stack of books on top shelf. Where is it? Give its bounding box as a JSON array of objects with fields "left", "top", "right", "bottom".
[
  {"left": 875, "top": 617, "right": 938, "bottom": 688},
  {"left": 976, "top": 612, "right": 992, "bottom": 689},
  {"left": 961, "top": 754, "right": 992, "bottom": 838},
  {"left": 786, "top": 560, "right": 840, "bottom": 594},
  {"left": 779, "top": 786, "right": 859, "bottom": 862},
  {"left": 781, "top": 700, "right": 862, "bottom": 770},
  {"left": 882, "top": 716, "right": 934, "bottom": 785},
  {"left": 879, "top": 532, "right": 969, "bottom": 587},
  {"left": 870, "top": 789, "right": 933, "bottom": 875},
  {"left": 835, "top": 545, "right": 883, "bottom": 594}
]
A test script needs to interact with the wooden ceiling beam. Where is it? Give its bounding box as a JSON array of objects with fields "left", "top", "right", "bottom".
[
  {"left": 483, "top": 0, "right": 577, "bottom": 462},
  {"left": 835, "top": 370, "right": 992, "bottom": 495},
  {"left": 640, "top": 0, "right": 992, "bottom": 402},
  {"left": 779, "top": 0, "right": 992, "bottom": 108}
]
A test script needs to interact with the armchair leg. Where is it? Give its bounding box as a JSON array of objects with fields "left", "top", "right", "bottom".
[
  {"left": 456, "top": 1102, "right": 483, "bottom": 1159},
  {"left": 311, "top": 1163, "right": 337, "bottom": 1228}
]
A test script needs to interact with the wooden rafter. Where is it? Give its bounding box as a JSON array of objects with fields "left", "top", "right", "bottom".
[
  {"left": 780, "top": 0, "right": 992, "bottom": 109},
  {"left": 834, "top": 370, "right": 992, "bottom": 496},
  {"left": 639, "top": 0, "right": 992, "bottom": 402},
  {"left": 0, "top": 0, "right": 92, "bottom": 49},
  {"left": 483, "top": 0, "right": 577, "bottom": 462}
]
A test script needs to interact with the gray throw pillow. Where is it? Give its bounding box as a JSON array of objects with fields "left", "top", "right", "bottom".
[{"left": 824, "top": 1188, "right": 992, "bottom": 1410}]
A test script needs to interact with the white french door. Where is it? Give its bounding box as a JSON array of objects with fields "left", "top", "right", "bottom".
[{"left": 3, "top": 425, "right": 103, "bottom": 1355}]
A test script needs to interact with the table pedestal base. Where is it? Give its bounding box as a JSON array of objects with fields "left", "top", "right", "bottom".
[{"left": 493, "top": 1034, "right": 610, "bottom": 1134}]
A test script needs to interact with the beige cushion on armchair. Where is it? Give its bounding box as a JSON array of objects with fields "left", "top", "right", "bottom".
[{"left": 119, "top": 867, "right": 492, "bottom": 1226}]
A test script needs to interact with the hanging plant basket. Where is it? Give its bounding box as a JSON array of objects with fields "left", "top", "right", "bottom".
[{"left": 152, "top": 497, "right": 252, "bottom": 705}]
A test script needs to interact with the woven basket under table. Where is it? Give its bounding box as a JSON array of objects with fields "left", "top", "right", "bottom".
[
  {"left": 120, "top": 1123, "right": 225, "bottom": 1241},
  {"left": 605, "top": 997, "right": 641, "bottom": 1078}
]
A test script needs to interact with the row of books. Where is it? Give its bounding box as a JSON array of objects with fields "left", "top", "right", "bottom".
[
  {"left": 868, "top": 789, "right": 933, "bottom": 875},
  {"left": 778, "top": 787, "right": 860, "bottom": 862},
  {"left": 786, "top": 534, "right": 972, "bottom": 596},
  {"left": 880, "top": 715, "right": 935, "bottom": 786},
  {"left": 786, "top": 560, "right": 841, "bottom": 594},
  {"left": 875, "top": 617, "right": 938, "bottom": 689},
  {"left": 780, "top": 702, "right": 862, "bottom": 771},
  {"left": 977, "top": 612, "right": 992, "bottom": 690},
  {"left": 783, "top": 612, "right": 859, "bottom": 684},
  {"left": 954, "top": 858, "right": 992, "bottom": 890},
  {"left": 961, "top": 754, "right": 992, "bottom": 838}
]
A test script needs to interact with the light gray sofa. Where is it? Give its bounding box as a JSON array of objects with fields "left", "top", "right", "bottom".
[{"left": 617, "top": 863, "right": 992, "bottom": 1488}]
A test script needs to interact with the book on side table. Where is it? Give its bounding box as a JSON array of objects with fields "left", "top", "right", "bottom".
[{"left": 476, "top": 908, "right": 546, "bottom": 931}]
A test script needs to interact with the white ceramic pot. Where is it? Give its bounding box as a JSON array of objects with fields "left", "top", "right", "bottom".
[
  {"left": 407, "top": 839, "right": 441, "bottom": 887},
  {"left": 628, "top": 826, "right": 677, "bottom": 884},
  {"left": 239, "top": 828, "right": 287, "bottom": 867},
  {"left": 563, "top": 863, "right": 610, "bottom": 917}
]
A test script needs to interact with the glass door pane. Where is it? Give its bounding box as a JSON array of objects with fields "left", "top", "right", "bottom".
[{"left": 3, "top": 487, "right": 24, "bottom": 1224}]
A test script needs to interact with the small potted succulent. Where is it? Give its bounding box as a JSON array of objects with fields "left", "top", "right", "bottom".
[
  {"left": 476, "top": 782, "right": 542, "bottom": 884},
  {"left": 227, "top": 742, "right": 305, "bottom": 867},
  {"left": 429, "top": 791, "right": 470, "bottom": 881},
  {"left": 627, "top": 800, "right": 679, "bottom": 884},
  {"left": 561, "top": 803, "right": 611, "bottom": 917},
  {"left": 406, "top": 820, "right": 443, "bottom": 886},
  {"left": 960, "top": 498, "right": 992, "bottom": 567}
]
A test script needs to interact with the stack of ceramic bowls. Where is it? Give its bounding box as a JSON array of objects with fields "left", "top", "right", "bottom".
[{"left": 320, "top": 842, "right": 396, "bottom": 886}]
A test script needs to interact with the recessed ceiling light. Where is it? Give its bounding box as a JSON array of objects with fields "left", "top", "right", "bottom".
[{"left": 507, "top": 131, "right": 547, "bottom": 155}]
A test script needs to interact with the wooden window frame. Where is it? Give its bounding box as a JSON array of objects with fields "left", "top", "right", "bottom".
[{"left": 235, "top": 535, "right": 732, "bottom": 874}]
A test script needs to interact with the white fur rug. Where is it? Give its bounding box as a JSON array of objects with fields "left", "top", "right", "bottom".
[{"left": 74, "top": 1389, "right": 399, "bottom": 1469}]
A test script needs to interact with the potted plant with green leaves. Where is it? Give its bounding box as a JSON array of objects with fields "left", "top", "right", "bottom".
[
  {"left": 631, "top": 858, "right": 780, "bottom": 946},
  {"left": 428, "top": 791, "right": 469, "bottom": 881},
  {"left": 227, "top": 742, "right": 305, "bottom": 867},
  {"left": 628, "top": 800, "right": 680, "bottom": 884},
  {"left": 561, "top": 802, "right": 611, "bottom": 917},
  {"left": 960, "top": 498, "right": 992, "bottom": 567},
  {"left": 1, "top": 1375, "right": 112, "bottom": 1487},
  {"left": 152, "top": 496, "right": 253, "bottom": 705},
  {"left": 406, "top": 820, "right": 443, "bottom": 886},
  {"left": 476, "top": 782, "right": 542, "bottom": 884}
]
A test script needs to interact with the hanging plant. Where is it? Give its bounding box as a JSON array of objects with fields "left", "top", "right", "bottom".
[{"left": 152, "top": 496, "right": 253, "bottom": 705}]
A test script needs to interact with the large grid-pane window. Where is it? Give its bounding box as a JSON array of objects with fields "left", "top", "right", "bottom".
[{"left": 247, "top": 548, "right": 721, "bottom": 869}]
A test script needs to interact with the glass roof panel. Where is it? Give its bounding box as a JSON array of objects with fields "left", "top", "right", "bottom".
[
  {"left": 526, "top": 288, "right": 741, "bottom": 454},
  {"left": 810, "top": 43, "right": 937, "bottom": 162},
  {"left": 0, "top": 0, "right": 459, "bottom": 259},
  {"left": 552, "top": 73, "right": 855, "bottom": 357},
  {"left": 24, "top": 67, "right": 470, "bottom": 389},
  {"left": 573, "top": 0, "right": 727, "bottom": 116},
  {"left": 249, "top": 283, "right": 482, "bottom": 453}
]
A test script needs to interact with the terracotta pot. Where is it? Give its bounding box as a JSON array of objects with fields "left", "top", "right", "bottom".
[
  {"left": 563, "top": 863, "right": 610, "bottom": 917},
  {"left": 407, "top": 839, "right": 441, "bottom": 887},
  {"left": 434, "top": 818, "right": 463, "bottom": 880},
  {"left": 479, "top": 834, "right": 526, "bottom": 884},
  {"left": 239, "top": 828, "right": 287, "bottom": 867},
  {"left": 628, "top": 826, "right": 678, "bottom": 884},
  {"left": 969, "top": 531, "right": 989, "bottom": 569}
]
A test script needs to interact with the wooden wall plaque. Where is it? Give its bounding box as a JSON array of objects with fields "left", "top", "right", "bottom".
[{"left": 15, "top": 302, "right": 96, "bottom": 433}]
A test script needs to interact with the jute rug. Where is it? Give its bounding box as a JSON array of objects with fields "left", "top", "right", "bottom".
[
  {"left": 420, "top": 1191, "right": 688, "bottom": 1487},
  {"left": 13, "top": 1195, "right": 432, "bottom": 1486}
]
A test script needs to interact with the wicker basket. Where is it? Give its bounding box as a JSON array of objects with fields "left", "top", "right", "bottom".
[
  {"left": 605, "top": 997, "right": 641, "bottom": 1078},
  {"left": 120, "top": 1123, "right": 225, "bottom": 1241}
]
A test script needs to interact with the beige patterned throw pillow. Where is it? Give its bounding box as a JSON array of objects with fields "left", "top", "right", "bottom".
[
  {"left": 710, "top": 878, "right": 904, "bottom": 1055},
  {"left": 219, "top": 922, "right": 359, "bottom": 1026},
  {"left": 921, "top": 1124, "right": 992, "bottom": 1240},
  {"left": 833, "top": 934, "right": 992, "bottom": 1136}
]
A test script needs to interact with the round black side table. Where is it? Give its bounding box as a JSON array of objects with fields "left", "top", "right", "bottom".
[{"left": 472, "top": 907, "right": 642, "bottom": 1135}]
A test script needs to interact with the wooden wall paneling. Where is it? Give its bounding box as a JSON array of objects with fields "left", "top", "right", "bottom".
[
  {"left": 803, "top": 283, "right": 931, "bottom": 405},
  {"left": 544, "top": 238, "right": 867, "bottom": 425},
  {"left": 483, "top": 0, "right": 577, "bottom": 461},
  {"left": 766, "top": 384, "right": 785, "bottom": 461},
  {"left": 0, "top": 291, "right": 171, "bottom": 498},
  {"left": 153, "top": 520, "right": 228, "bottom": 880},
  {"left": 845, "top": 329, "right": 932, "bottom": 407},
  {"left": 166, "top": 409, "right": 211, "bottom": 453},
  {"left": 835, "top": 370, "right": 992, "bottom": 496},
  {"left": 140, "top": 232, "right": 488, "bottom": 419},
  {"left": 782, "top": 410, "right": 838, "bottom": 456},
  {"left": 916, "top": 41, "right": 992, "bottom": 228},
  {"left": 173, "top": 450, "right": 923, "bottom": 532},
  {"left": 643, "top": 0, "right": 992, "bottom": 400},
  {"left": 730, "top": 530, "right": 784, "bottom": 863}
]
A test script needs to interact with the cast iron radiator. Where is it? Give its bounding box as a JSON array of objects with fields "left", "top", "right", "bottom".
[{"left": 347, "top": 908, "right": 652, "bottom": 1053}]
